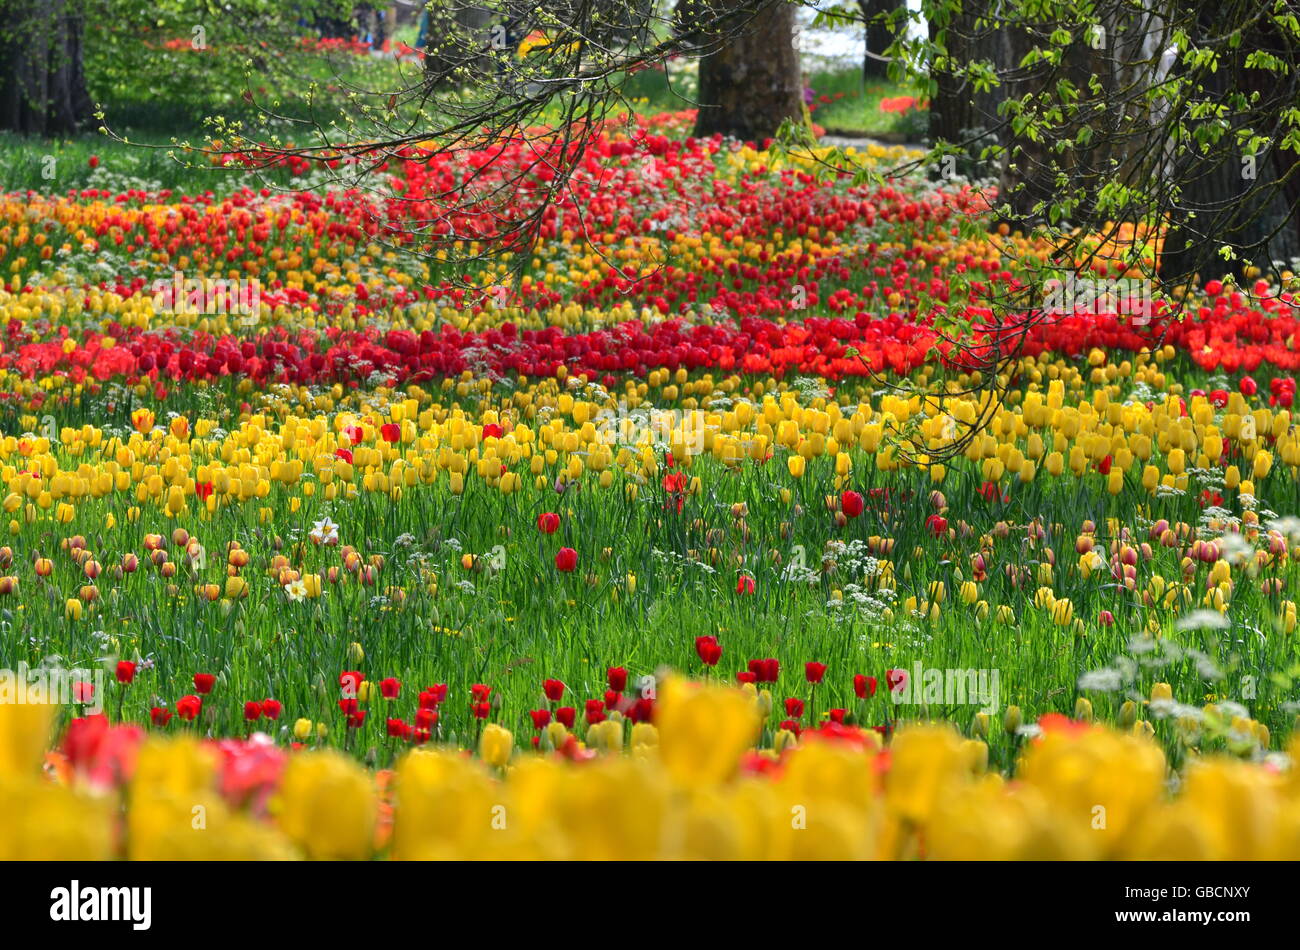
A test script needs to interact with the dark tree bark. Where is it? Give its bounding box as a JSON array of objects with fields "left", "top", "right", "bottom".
[
  {"left": 692, "top": 0, "right": 805, "bottom": 141},
  {"left": 859, "top": 0, "right": 902, "bottom": 81},
  {"left": 928, "top": 0, "right": 1172, "bottom": 227},
  {"left": 0, "top": 0, "right": 92, "bottom": 135},
  {"left": 1160, "top": 9, "right": 1300, "bottom": 281},
  {"left": 925, "top": 0, "right": 1010, "bottom": 149},
  {"left": 424, "top": 2, "right": 498, "bottom": 86}
]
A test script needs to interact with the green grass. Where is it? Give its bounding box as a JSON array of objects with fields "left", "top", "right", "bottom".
[
  {"left": 0, "top": 59, "right": 924, "bottom": 195},
  {"left": 805, "top": 67, "right": 927, "bottom": 140}
]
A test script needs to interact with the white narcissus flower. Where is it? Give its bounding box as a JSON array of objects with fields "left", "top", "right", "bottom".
[
  {"left": 309, "top": 517, "right": 339, "bottom": 546},
  {"left": 285, "top": 579, "right": 308, "bottom": 602}
]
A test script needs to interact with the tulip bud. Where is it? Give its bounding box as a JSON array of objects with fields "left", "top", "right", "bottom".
[
  {"left": 630, "top": 722, "right": 658, "bottom": 748},
  {"left": 1118, "top": 700, "right": 1138, "bottom": 728},
  {"left": 479, "top": 723, "right": 514, "bottom": 767},
  {"left": 1073, "top": 697, "right": 1093, "bottom": 722},
  {"left": 963, "top": 739, "right": 989, "bottom": 774},
  {"left": 544, "top": 721, "right": 568, "bottom": 750},
  {"left": 1002, "top": 705, "right": 1022, "bottom": 735}
]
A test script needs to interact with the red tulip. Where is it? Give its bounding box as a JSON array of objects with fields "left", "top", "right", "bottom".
[
  {"left": 695, "top": 635, "right": 722, "bottom": 666},
  {"left": 584, "top": 699, "right": 607, "bottom": 724},
  {"left": 555, "top": 547, "right": 578, "bottom": 572},
  {"left": 747, "top": 658, "right": 779, "bottom": 683},
  {"left": 805, "top": 661, "right": 827, "bottom": 684},
  {"left": 537, "top": 511, "right": 560, "bottom": 534},
  {"left": 630, "top": 697, "right": 654, "bottom": 722},
  {"left": 735, "top": 574, "right": 755, "bottom": 595},
  {"left": 784, "top": 697, "right": 804, "bottom": 718},
  {"left": 556, "top": 706, "right": 576, "bottom": 728},
  {"left": 379, "top": 677, "right": 402, "bottom": 699},
  {"left": 529, "top": 709, "right": 552, "bottom": 729},
  {"left": 244, "top": 701, "right": 262, "bottom": 721},
  {"left": 542, "top": 678, "right": 565, "bottom": 702},
  {"left": 841, "top": 490, "right": 864, "bottom": 518},
  {"left": 115, "top": 660, "right": 136, "bottom": 684},
  {"left": 380, "top": 423, "right": 401, "bottom": 443},
  {"left": 150, "top": 706, "right": 173, "bottom": 727},
  {"left": 261, "top": 698, "right": 282, "bottom": 719},
  {"left": 193, "top": 673, "right": 216, "bottom": 694},
  {"left": 176, "top": 695, "right": 202, "bottom": 720},
  {"left": 853, "top": 674, "right": 877, "bottom": 699},
  {"left": 339, "top": 671, "right": 363, "bottom": 696},
  {"left": 607, "top": 667, "right": 628, "bottom": 693}
]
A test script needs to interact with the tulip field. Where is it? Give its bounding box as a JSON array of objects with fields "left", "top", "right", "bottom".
[{"left": 2, "top": 105, "right": 1300, "bottom": 862}]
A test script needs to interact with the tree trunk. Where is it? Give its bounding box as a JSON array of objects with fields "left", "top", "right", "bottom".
[
  {"left": 859, "top": 0, "right": 901, "bottom": 81},
  {"left": 424, "top": 3, "right": 496, "bottom": 86},
  {"left": 1160, "top": 9, "right": 1300, "bottom": 281},
  {"left": 693, "top": 1, "right": 805, "bottom": 141},
  {"left": 0, "top": 0, "right": 91, "bottom": 135},
  {"left": 925, "top": 0, "right": 1009, "bottom": 149}
]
